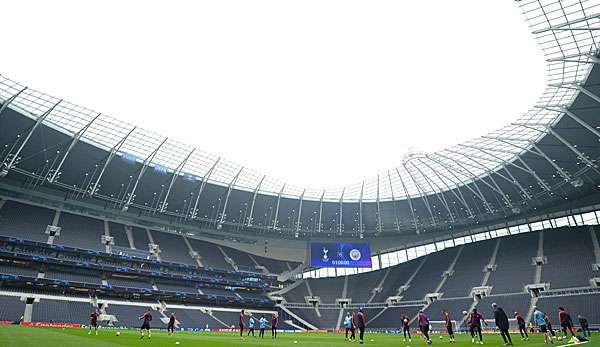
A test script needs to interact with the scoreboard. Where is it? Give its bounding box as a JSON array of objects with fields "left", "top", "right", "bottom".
[{"left": 309, "top": 242, "right": 372, "bottom": 268}]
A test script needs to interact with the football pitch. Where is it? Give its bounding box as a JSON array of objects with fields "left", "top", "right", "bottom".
[{"left": 0, "top": 326, "right": 596, "bottom": 347}]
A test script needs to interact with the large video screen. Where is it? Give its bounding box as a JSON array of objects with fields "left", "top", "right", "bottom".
[{"left": 309, "top": 243, "right": 372, "bottom": 268}]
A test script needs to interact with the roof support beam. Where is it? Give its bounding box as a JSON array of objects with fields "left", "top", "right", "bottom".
[
  {"left": 445, "top": 149, "right": 514, "bottom": 209},
  {"left": 190, "top": 157, "right": 220, "bottom": 220},
  {"left": 532, "top": 13, "right": 600, "bottom": 34},
  {"left": 159, "top": 148, "right": 195, "bottom": 213},
  {"left": 317, "top": 190, "right": 324, "bottom": 233},
  {"left": 338, "top": 188, "right": 345, "bottom": 235},
  {"left": 386, "top": 171, "right": 401, "bottom": 233},
  {"left": 408, "top": 159, "right": 455, "bottom": 222},
  {"left": 418, "top": 157, "right": 474, "bottom": 218},
  {"left": 0, "top": 87, "right": 27, "bottom": 118},
  {"left": 295, "top": 189, "right": 305, "bottom": 238},
  {"left": 481, "top": 138, "right": 552, "bottom": 192},
  {"left": 1, "top": 100, "right": 61, "bottom": 176},
  {"left": 539, "top": 105, "right": 600, "bottom": 140},
  {"left": 376, "top": 175, "right": 383, "bottom": 234},
  {"left": 358, "top": 182, "right": 365, "bottom": 238},
  {"left": 48, "top": 113, "right": 101, "bottom": 183},
  {"left": 246, "top": 175, "right": 265, "bottom": 227},
  {"left": 432, "top": 153, "right": 495, "bottom": 214},
  {"left": 458, "top": 144, "right": 533, "bottom": 201},
  {"left": 218, "top": 166, "right": 244, "bottom": 228},
  {"left": 401, "top": 164, "right": 436, "bottom": 228},
  {"left": 512, "top": 123, "right": 599, "bottom": 171},
  {"left": 88, "top": 126, "right": 136, "bottom": 196},
  {"left": 394, "top": 168, "right": 421, "bottom": 233},
  {"left": 272, "top": 184, "right": 285, "bottom": 230},
  {"left": 122, "top": 137, "right": 168, "bottom": 211}
]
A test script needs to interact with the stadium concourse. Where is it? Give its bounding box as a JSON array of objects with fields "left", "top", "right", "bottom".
[{"left": 1, "top": 0, "right": 600, "bottom": 345}]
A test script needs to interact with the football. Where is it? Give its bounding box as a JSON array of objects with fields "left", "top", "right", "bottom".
[{"left": 427, "top": 339, "right": 433, "bottom": 344}]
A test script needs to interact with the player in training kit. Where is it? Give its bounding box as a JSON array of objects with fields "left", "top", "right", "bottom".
[
  {"left": 344, "top": 312, "right": 353, "bottom": 341},
  {"left": 259, "top": 316, "right": 267, "bottom": 338},
  {"left": 167, "top": 313, "right": 176, "bottom": 336},
  {"left": 558, "top": 307, "right": 575, "bottom": 339},
  {"left": 533, "top": 307, "right": 552, "bottom": 344},
  {"left": 88, "top": 309, "right": 100, "bottom": 335},
  {"left": 271, "top": 313, "right": 278, "bottom": 339},
  {"left": 356, "top": 308, "right": 367, "bottom": 344},
  {"left": 417, "top": 310, "right": 432, "bottom": 344},
  {"left": 401, "top": 313, "right": 412, "bottom": 342},
  {"left": 468, "top": 309, "right": 487, "bottom": 344},
  {"left": 350, "top": 311, "right": 357, "bottom": 341},
  {"left": 239, "top": 309, "right": 246, "bottom": 340},
  {"left": 139, "top": 308, "right": 152, "bottom": 339},
  {"left": 544, "top": 313, "right": 556, "bottom": 339},
  {"left": 514, "top": 312, "right": 529, "bottom": 340},
  {"left": 442, "top": 309, "right": 455, "bottom": 343},
  {"left": 492, "top": 303, "right": 512, "bottom": 346},
  {"left": 247, "top": 316, "right": 255, "bottom": 337},
  {"left": 578, "top": 315, "right": 590, "bottom": 337}
]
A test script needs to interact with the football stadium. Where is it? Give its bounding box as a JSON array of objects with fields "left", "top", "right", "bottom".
[{"left": 1, "top": 0, "right": 600, "bottom": 346}]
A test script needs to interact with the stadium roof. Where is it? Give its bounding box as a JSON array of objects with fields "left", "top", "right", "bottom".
[{"left": 1, "top": 0, "right": 600, "bottom": 239}]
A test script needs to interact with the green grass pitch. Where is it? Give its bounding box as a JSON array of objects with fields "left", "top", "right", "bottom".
[{"left": 0, "top": 326, "right": 597, "bottom": 347}]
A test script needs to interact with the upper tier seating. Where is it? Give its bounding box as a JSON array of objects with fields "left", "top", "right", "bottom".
[
  {"left": 57, "top": 212, "right": 104, "bottom": 251},
  {"left": 187, "top": 238, "right": 231, "bottom": 270},
  {"left": 401, "top": 247, "right": 461, "bottom": 301},
  {"left": 149, "top": 230, "right": 196, "bottom": 265},
  {"left": 486, "top": 232, "right": 538, "bottom": 294},
  {"left": 0, "top": 200, "right": 53, "bottom": 242},
  {"left": 541, "top": 227, "right": 596, "bottom": 289},
  {"left": 440, "top": 239, "right": 496, "bottom": 297}
]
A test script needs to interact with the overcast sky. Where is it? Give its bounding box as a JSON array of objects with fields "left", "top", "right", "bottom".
[{"left": 0, "top": 0, "right": 547, "bottom": 190}]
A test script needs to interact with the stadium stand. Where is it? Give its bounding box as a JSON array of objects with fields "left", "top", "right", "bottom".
[
  {"left": 108, "top": 222, "right": 130, "bottom": 249},
  {"left": 440, "top": 239, "right": 496, "bottom": 298},
  {"left": 131, "top": 227, "right": 150, "bottom": 252},
  {"left": 536, "top": 294, "right": 600, "bottom": 326},
  {"left": 401, "top": 247, "right": 461, "bottom": 301},
  {"left": 475, "top": 293, "right": 532, "bottom": 328},
  {"left": 486, "top": 232, "right": 538, "bottom": 294},
  {"left": 0, "top": 201, "right": 54, "bottom": 242},
  {"left": 44, "top": 267, "right": 103, "bottom": 284},
  {"left": 57, "top": 212, "right": 104, "bottom": 251},
  {"left": 187, "top": 238, "right": 232, "bottom": 270},
  {"left": 0, "top": 295, "right": 25, "bottom": 322},
  {"left": 31, "top": 299, "right": 92, "bottom": 324},
  {"left": 425, "top": 297, "right": 474, "bottom": 324},
  {"left": 149, "top": 230, "right": 196, "bottom": 265},
  {"left": 541, "top": 227, "right": 597, "bottom": 289},
  {"left": 368, "top": 305, "right": 422, "bottom": 329}
]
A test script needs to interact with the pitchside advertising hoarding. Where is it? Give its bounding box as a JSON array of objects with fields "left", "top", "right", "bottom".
[{"left": 309, "top": 243, "right": 372, "bottom": 268}]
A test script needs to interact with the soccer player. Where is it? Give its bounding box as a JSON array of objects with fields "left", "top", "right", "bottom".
[
  {"left": 492, "top": 303, "right": 512, "bottom": 346},
  {"left": 247, "top": 315, "right": 255, "bottom": 337},
  {"left": 514, "top": 312, "right": 529, "bottom": 340},
  {"left": 544, "top": 313, "right": 556, "bottom": 339},
  {"left": 239, "top": 309, "right": 246, "bottom": 340},
  {"left": 356, "top": 308, "right": 367, "bottom": 344},
  {"left": 468, "top": 308, "right": 487, "bottom": 344},
  {"left": 533, "top": 307, "right": 552, "bottom": 344},
  {"left": 558, "top": 307, "right": 575, "bottom": 339},
  {"left": 578, "top": 315, "right": 590, "bottom": 337},
  {"left": 442, "top": 309, "right": 455, "bottom": 343},
  {"left": 401, "top": 313, "right": 412, "bottom": 342},
  {"left": 259, "top": 316, "right": 267, "bottom": 338},
  {"left": 344, "top": 312, "right": 353, "bottom": 340},
  {"left": 88, "top": 309, "right": 100, "bottom": 335},
  {"left": 350, "top": 311, "right": 357, "bottom": 341},
  {"left": 167, "top": 312, "right": 176, "bottom": 336},
  {"left": 417, "top": 310, "right": 432, "bottom": 344},
  {"left": 139, "top": 308, "right": 152, "bottom": 339},
  {"left": 271, "top": 313, "right": 278, "bottom": 339}
]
